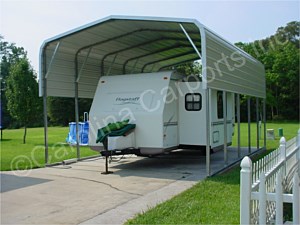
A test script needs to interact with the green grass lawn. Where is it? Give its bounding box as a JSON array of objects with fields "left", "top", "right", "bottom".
[
  {"left": 231, "top": 122, "right": 300, "bottom": 150},
  {"left": 127, "top": 168, "right": 241, "bottom": 224},
  {"left": 126, "top": 122, "right": 299, "bottom": 224},
  {"left": 0, "top": 127, "right": 99, "bottom": 171}
]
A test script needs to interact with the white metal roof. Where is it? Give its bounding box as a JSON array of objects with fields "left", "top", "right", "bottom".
[{"left": 39, "top": 15, "right": 265, "bottom": 99}]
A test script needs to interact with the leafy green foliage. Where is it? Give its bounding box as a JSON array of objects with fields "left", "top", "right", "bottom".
[
  {"left": 175, "top": 60, "right": 202, "bottom": 78},
  {"left": 5, "top": 58, "right": 42, "bottom": 143},
  {"left": 0, "top": 35, "right": 28, "bottom": 128},
  {"left": 236, "top": 21, "right": 300, "bottom": 121},
  {"left": 48, "top": 97, "right": 92, "bottom": 126}
]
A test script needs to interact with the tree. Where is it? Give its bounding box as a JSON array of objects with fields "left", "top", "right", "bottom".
[
  {"left": 5, "top": 58, "right": 42, "bottom": 143},
  {"left": 175, "top": 61, "right": 202, "bottom": 77},
  {"left": 272, "top": 43, "right": 299, "bottom": 119},
  {"left": 235, "top": 21, "right": 300, "bottom": 121},
  {"left": 0, "top": 35, "right": 28, "bottom": 128},
  {"left": 48, "top": 97, "right": 92, "bottom": 126}
]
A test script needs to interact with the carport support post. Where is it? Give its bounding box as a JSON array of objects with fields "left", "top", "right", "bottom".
[
  {"left": 263, "top": 99, "right": 266, "bottom": 149},
  {"left": 179, "top": 22, "right": 208, "bottom": 175},
  {"left": 247, "top": 97, "right": 251, "bottom": 153},
  {"left": 256, "top": 97, "right": 259, "bottom": 150},
  {"left": 206, "top": 89, "right": 211, "bottom": 176},
  {"left": 75, "top": 60, "right": 80, "bottom": 159},
  {"left": 75, "top": 86, "right": 80, "bottom": 159},
  {"left": 223, "top": 91, "right": 228, "bottom": 165},
  {"left": 43, "top": 78, "right": 48, "bottom": 164},
  {"left": 237, "top": 93, "right": 241, "bottom": 158},
  {"left": 42, "top": 51, "right": 49, "bottom": 165}
]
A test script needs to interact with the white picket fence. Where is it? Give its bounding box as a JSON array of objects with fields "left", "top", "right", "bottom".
[{"left": 240, "top": 129, "right": 300, "bottom": 225}]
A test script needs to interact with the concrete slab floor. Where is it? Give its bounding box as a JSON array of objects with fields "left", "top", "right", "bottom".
[{"left": 1, "top": 147, "right": 259, "bottom": 225}]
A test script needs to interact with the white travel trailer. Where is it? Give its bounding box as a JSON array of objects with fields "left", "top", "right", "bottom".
[{"left": 89, "top": 71, "right": 235, "bottom": 155}]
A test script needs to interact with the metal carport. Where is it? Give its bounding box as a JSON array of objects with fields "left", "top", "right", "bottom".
[{"left": 39, "top": 15, "right": 266, "bottom": 176}]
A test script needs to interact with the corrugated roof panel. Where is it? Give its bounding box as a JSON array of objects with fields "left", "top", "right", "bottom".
[
  {"left": 204, "top": 28, "right": 265, "bottom": 98},
  {"left": 47, "top": 80, "right": 75, "bottom": 98}
]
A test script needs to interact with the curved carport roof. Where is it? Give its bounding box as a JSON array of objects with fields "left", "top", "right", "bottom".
[
  {"left": 39, "top": 15, "right": 265, "bottom": 99},
  {"left": 40, "top": 15, "right": 266, "bottom": 175}
]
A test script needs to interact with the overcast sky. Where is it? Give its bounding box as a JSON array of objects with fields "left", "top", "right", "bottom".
[{"left": 0, "top": 0, "right": 299, "bottom": 72}]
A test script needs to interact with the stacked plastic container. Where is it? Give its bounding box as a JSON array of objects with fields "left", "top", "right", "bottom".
[{"left": 66, "top": 112, "right": 89, "bottom": 145}]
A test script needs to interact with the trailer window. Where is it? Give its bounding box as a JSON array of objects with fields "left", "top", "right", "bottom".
[
  {"left": 217, "top": 91, "right": 223, "bottom": 119},
  {"left": 185, "top": 93, "right": 202, "bottom": 111}
]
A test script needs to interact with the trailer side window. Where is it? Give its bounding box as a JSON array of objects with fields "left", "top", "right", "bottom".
[
  {"left": 217, "top": 91, "right": 223, "bottom": 119},
  {"left": 185, "top": 93, "right": 202, "bottom": 111}
]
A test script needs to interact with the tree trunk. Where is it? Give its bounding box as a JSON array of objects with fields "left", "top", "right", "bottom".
[{"left": 23, "top": 125, "right": 27, "bottom": 144}]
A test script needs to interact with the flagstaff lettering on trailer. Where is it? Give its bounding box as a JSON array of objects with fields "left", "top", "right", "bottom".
[{"left": 115, "top": 97, "right": 140, "bottom": 105}]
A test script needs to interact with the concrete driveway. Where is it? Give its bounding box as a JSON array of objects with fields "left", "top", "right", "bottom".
[{"left": 1, "top": 148, "right": 254, "bottom": 225}]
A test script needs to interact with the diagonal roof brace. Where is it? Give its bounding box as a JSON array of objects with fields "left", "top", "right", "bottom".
[
  {"left": 76, "top": 47, "right": 92, "bottom": 82},
  {"left": 179, "top": 23, "right": 202, "bottom": 59},
  {"left": 106, "top": 54, "right": 118, "bottom": 76},
  {"left": 45, "top": 41, "right": 60, "bottom": 79},
  {"left": 129, "top": 58, "right": 140, "bottom": 74}
]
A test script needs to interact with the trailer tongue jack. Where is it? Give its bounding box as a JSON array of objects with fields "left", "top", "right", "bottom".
[
  {"left": 101, "top": 155, "right": 113, "bottom": 175},
  {"left": 100, "top": 148, "right": 141, "bottom": 174}
]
